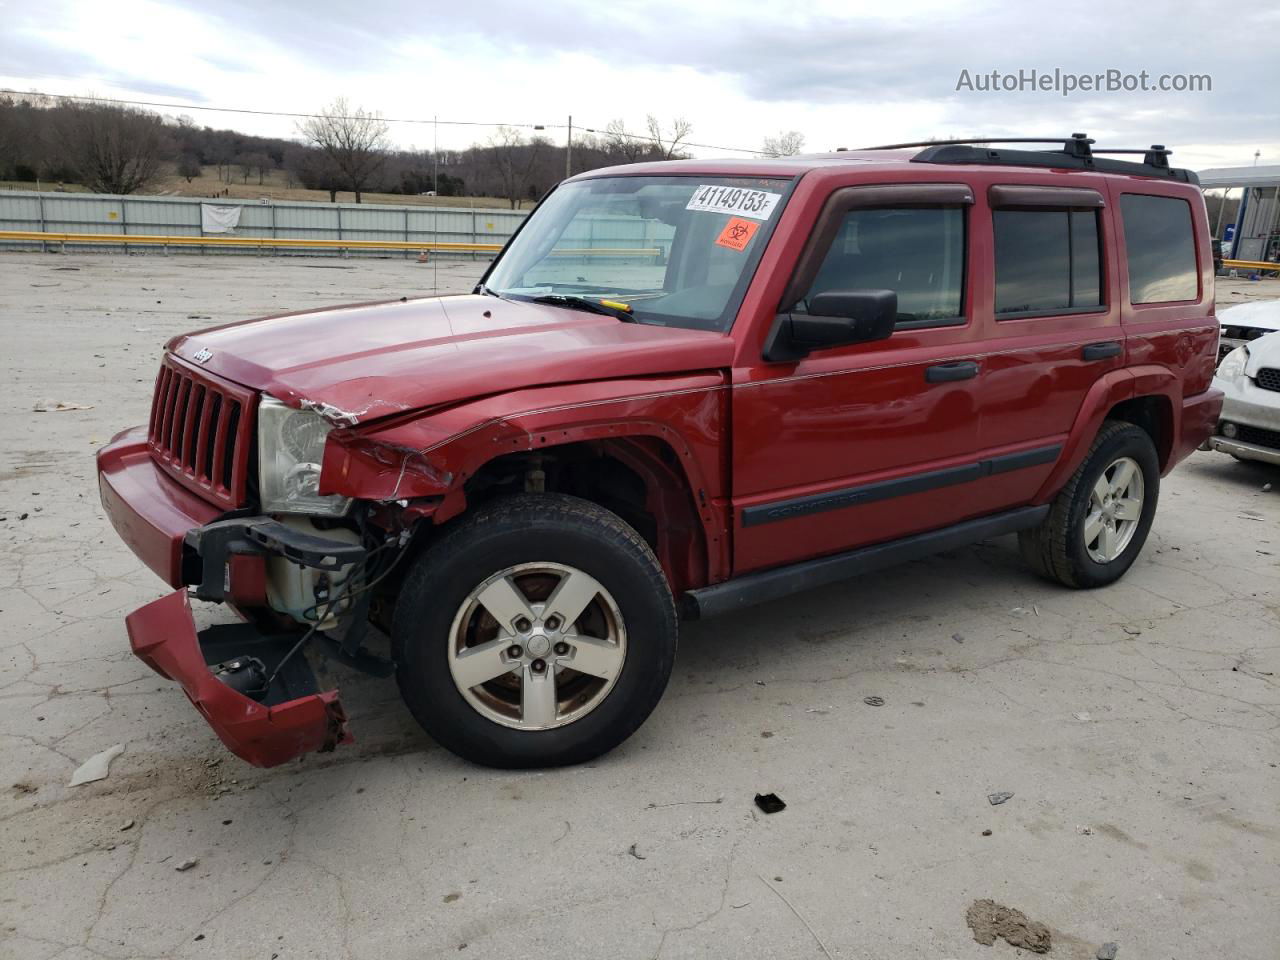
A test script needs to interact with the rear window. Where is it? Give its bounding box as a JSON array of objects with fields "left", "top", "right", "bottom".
[
  {"left": 994, "top": 209, "right": 1102, "bottom": 315},
  {"left": 1119, "top": 194, "right": 1198, "bottom": 303}
]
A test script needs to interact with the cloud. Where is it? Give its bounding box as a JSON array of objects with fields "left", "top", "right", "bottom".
[
  {"left": 1, "top": 0, "right": 1274, "bottom": 168},
  {"left": 0, "top": 32, "right": 207, "bottom": 102}
]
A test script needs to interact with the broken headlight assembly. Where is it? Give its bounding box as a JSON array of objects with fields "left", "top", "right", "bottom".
[
  {"left": 257, "top": 397, "right": 351, "bottom": 517},
  {"left": 1215, "top": 344, "right": 1249, "bottom": 383}
]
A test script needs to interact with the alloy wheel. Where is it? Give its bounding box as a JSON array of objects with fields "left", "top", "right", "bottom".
[
  {"left": 447, "top": 562, "right": 627, "bottom": 730},
  {"left": 1083, "top": 455, "right": 1145, "bottom": 563}
]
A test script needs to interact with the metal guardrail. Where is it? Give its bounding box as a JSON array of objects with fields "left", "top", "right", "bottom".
[
  {"left": 0, "top": 229, "right": 503, "bottom": 252},
  {"left": 1222, "top": 258, "right": 1280, "bottom": 272},
  {"left": 0, "top": 230, "right": 661, "bottom": 258},
  {"left": 0, "top": 190, "right": 531, "bottom": 256}
]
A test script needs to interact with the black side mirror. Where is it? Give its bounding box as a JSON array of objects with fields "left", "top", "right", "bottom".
[{"left": 763, "top": 289, "right": 898, "bottom": 363}]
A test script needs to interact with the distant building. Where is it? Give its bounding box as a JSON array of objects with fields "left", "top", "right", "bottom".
[{"left": 1198, "top": 165, "right": 1280, "bottom": 261}]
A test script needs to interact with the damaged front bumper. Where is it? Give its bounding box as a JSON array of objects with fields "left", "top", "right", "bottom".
[
  {"left": 127, "top": 589, "right": 353, "bottom": 767},
  {"left": 1208, "top": 368, "right": 1280, "bottom": 466},
  {"left": 100, "top": 427, "right": 374, "bottom": 767}
]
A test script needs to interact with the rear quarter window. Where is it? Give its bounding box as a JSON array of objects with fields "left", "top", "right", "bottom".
[{"left": 1119, "top": 194, "right": 1198, "bottom": 304}]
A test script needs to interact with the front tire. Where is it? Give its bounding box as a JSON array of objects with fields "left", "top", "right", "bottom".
[
  {"left": 1019, "top": 420, "right": 1160, "bottom": 588},
  {"left": 392, "top": 494, "right": 677, "bottom": 768}
]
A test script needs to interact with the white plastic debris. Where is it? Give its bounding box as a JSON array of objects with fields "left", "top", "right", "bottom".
[
  {"left": 1073, "top": 711, "right": 1092, "bottom": 722},
  {"left": 33, "top": 399, "right": 94, "bottom": 413},
  {"left": 69, "top": 744, "right": 125, "bottom": 786}
]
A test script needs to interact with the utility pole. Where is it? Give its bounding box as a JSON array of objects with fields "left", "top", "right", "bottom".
[
  {"left": 566, "top": 115, "right": 572, "bottom": 180},
  {"left": 433, "top": 115, "right": 439, "bottom": 195}
]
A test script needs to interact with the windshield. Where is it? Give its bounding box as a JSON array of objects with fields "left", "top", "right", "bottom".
[{"left": 483, "top": 175, "right": 792, "bottom": 332}]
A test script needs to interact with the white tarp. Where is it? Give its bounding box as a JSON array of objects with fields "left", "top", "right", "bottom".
[{"left": 200, "top": 203, "right": 242, "bottom": 234}]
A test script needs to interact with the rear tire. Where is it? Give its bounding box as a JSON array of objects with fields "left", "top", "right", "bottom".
[
  {"left": 392, "top": 494, "right": 677, "bottom": 768},
  {"left": 1019, "top": 420, "right": 1160, "bottom": 588}
]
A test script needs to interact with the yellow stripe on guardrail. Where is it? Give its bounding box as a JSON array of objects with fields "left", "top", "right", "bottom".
[
  {"left": 0, "top": 230, "right": 661, "bottom": 257},
  {"left": 0, "top": 230, "right": 501, "bottom": 252},
  {"left": 1222, "top": 259, "right": 1280, "bottom": 272}
]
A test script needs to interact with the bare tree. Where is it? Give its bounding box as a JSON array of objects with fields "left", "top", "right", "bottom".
[
  {"left": 253, "top": 153, "right": 273, "bottom": 185},
  {"left": 210, "top": 140, "right": 236, "bottom": 184},
  {"left": 604, "top": 119, "right": 646, "bottom": 163},
  {"left": 176, "top": 152, "right": 201, "bottom": 182},
  {"left": 55, "top": 101, "right": 168, "bottom": 194},
  {"left": 761, "top": 130, "right": 805, "bottom": 157},
  {"left": 298, "top": 98, "right": 390, "bottom": 203},
  {"left": 0, "top": 94, "right": 21, "bottom": 177},
  {"left": 487, "top": 126, "right": 545, "bottom": 209},
  {"left": 645, "top": 115, "right": 692, "bottom": 160},
  {"left": 287, "top": 146, "right": 345, "bottom": 202},
  {"left": 236, "top": 151, "right": 271, "bottom": 185}
]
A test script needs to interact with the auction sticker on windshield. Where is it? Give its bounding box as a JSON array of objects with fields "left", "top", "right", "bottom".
[{"left": 686, "top": 185, "right": 781, "bottom": 220}]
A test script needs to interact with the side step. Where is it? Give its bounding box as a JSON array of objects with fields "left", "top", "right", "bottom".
[{"left": 682, "top": 505, "right": 1049, "bottom": 620}]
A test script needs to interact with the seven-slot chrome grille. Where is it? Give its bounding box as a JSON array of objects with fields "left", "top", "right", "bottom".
[{"left": 147, "top": 356, "right": 256, "bottom": 507}]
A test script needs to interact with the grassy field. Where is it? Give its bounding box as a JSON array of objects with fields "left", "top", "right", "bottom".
[
  {"left": 0, "top": 180, "right": 89, "bottom": 193},
  {"left": 1, "top": 166, "right": 525, "bottom": 208}
]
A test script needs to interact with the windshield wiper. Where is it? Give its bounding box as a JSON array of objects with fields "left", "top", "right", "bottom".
[
  {"left": 530, "top": 294, "right": 637, "bottom": 323},
  {"left": 476, "top": 284, "right": 505, "bottom": 299}
]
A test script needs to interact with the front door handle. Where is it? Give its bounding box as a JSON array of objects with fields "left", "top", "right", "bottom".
[
  {"left": 925, "top": 360, "right": 979, "bottom": 383},
  {"left": 1082, "top": 341, "right": 1122, "bottom": 361}
]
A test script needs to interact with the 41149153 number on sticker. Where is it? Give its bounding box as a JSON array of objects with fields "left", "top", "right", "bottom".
[{"left": 686, "top": 185, "right": 781, "bottom": 220}]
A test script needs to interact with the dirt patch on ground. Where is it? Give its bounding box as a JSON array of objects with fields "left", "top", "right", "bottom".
[{"left": 966, "top": 899, "right": 1053, "bottom": 953}]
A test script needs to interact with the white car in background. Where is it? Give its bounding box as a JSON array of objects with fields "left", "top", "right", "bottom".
[
  {"left": 1217, "top": 299, "right": 1280, "bottom": 363},
  {"left": 1209, "top": 329, "right": 1280, "bottom": 467}
]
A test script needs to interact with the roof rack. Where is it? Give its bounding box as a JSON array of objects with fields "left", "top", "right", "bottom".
[{"left": 855, "top": 134, "right": 1197, "bottom": 183}]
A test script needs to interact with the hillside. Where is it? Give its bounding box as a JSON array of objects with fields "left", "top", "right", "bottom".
[{"left": 3, "top": 165, "right": 526, "bottom": 208}]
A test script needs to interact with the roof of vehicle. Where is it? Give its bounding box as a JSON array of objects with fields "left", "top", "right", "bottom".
[
  {"left": 568, "top": 152, "right": 915, "bottom": 180},
  {"left": 569, "top": 138, "right": 1198, "bottom": 185}
]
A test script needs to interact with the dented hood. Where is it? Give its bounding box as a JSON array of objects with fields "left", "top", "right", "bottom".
[{"left": 168, "top": 295, "right": 734, "bottom": 424}]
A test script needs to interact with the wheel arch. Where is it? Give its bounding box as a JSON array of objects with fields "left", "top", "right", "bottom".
[
  {"left": 455, "top": 435, "right": 720, "bottom": 593},
  {"left": 1034, "top": 366, "right": 1181, "bottom": 501},
  {"left": 320, "top": 374, "right": 731, "bottom": 592},
  {"left": 1105, "top": 394, "right": 1175, "bottom": 471}
]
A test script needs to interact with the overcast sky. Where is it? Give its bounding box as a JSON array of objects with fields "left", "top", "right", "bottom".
[{"left": 2, "top": 0, "right": 1275, "bottom": 170}]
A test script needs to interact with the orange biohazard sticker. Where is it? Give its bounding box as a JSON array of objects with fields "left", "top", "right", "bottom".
[{"left": 715, "top": 217, "right": 759, "bottom": 251}]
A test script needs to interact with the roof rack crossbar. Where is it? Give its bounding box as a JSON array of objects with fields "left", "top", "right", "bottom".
[
  {"left": 853, "top": 134, "right": 1191, "bottom": 182},
  {"left": 857, "top": 135, "right": 1172, "bottom": 168},
  {"left": 858, "top": 135, "right": 1096, "bottom": 154},
  {"left": 1088, "top": 145, "right": 1171, "bottom": 169}
]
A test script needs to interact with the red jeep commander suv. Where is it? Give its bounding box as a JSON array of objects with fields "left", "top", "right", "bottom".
[{"left": 98, "top": 135, "right": 1221, "bottom": 768}]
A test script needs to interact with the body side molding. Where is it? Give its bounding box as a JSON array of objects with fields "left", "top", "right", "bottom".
[
  {"left": 684, "top": 505, "right": 1050, "bottom": 619},
  {"left": 741, "top": 445, "right": 1061, "bottom": 528}
]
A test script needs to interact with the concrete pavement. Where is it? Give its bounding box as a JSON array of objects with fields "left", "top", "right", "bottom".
[{"left": 2, "top": 253, "right": 1277, "bottom": 960}]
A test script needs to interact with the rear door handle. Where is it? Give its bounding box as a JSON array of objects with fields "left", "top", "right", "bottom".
[
  {"left": 1082, "top": 341, "right": 1122, "bottom": 361},
  {"left": 925, "top": 360, "right": 979, "bottom": 383}
]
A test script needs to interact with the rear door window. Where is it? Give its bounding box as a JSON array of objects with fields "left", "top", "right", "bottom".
[
  {"left": 994, "top": 209, "right": 1102, "bottom": 316},
  {"left": 1118, "top": 194, "right": 1198, "bottom": 303}
]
